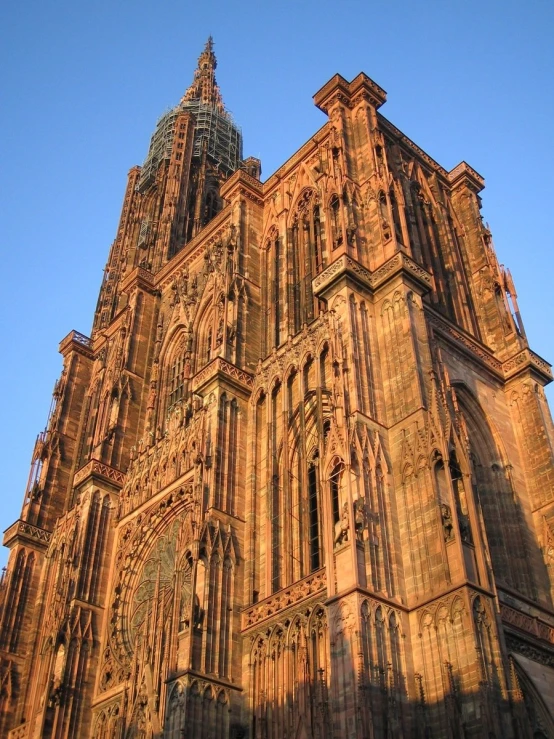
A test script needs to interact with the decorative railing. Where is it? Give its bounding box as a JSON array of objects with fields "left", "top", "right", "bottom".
[
  {"left": 8, "top": 723, "right": 29, "bottom": 739},
  {"left": 58, "top": 329, "right": 93, "bottom": 356},
  {"left": 242, "top": 569, "right": 326, "bottom": 631},
  {"left": 73, "top": 459, "right": 125, "bottom": 488},
  {"left": 500, "top": 603, "right": 554, "bottom": 645},
  {"left": 2, "top": 520, "right": 52, "bottom": 548},
  {"left": 192, "top": 356, "right": 254, "bottom": 393}
]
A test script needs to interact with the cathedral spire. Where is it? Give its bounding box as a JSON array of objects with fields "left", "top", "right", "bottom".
[{"left": 181, "top": 36, "right": 226, "bottom": 114}]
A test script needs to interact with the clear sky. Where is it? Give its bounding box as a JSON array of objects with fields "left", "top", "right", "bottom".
[{"left": 1, "top": 0, "right": 553, "bottom": 567}]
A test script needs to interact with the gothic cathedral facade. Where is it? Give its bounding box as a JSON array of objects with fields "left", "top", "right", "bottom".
[{"left": 1, "top": 40, "right": 554, "bottom": 739}]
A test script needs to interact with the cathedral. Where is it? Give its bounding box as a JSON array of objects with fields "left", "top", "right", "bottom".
[{"left": 2, "top": 38, "right": 554, "bottom": 738}]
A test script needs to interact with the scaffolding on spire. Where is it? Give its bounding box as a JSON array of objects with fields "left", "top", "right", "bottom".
[{"left": 138, "top": 38, "right": 242, "bottom": 193}]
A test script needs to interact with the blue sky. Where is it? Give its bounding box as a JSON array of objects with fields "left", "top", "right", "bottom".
[{"left": 1, "top": 1, "right": 553, "bottom": 566}]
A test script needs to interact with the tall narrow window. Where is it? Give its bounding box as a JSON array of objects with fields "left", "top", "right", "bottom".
[
  {"left": 168, "top": 353, "right": 185, "bottom": 407},
  {"left": 206, "top": 329, "right": 212, "bottom": 363},
  {"left": 204, "top": 190, "right": 219, "bottom": 224},
  {"left": 273, "top": 236, "right": 281, "bottom": 347},
  {"left": 330, "top": 195, "right": 341, "bottom": 249},
  {"left": 389, "top": 187, "right": 403, "bottom": 244},
  {"left": 291, "top": 221, "right": 301, "bottom": 333},
  {"left": 330, "top": 462, "right": 344, "bottom": 526},
  {"left": 308, "top": 460, "right": 321, "bottom": 571},
  {"left": 379, "top": 191, "right": 391, "bottom": 241},
  {"left": 313, "top": 204, "right": 323, "bottom": 272}
]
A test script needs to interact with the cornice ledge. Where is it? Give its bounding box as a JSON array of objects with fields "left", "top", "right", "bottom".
[
  {"left": 378, "top": 114, "right": 449, "bottom": 178},
  {"left": 73, "top": 459, "right": 126, "bottom": 490},
  {"left": 503, "top": 347, "right": 553, "bottom": 384},
  {"left": 220, "top": 169, "right": 263, "bottom": 205},
  {"left": 58, "top": 330, "right": 94, "bottom": 359},
  {"left": 192, "top": 357, "right": 254, "bottom": 395},
  {"left": 313, "top": 72, "right": 387, "bottom": 114},
  {"left": 426, "top": 309, "right": 504, "bottom": 378},
  {"left": 312, "top": 252, "right": 432, "bottom": 297},
  {"left": 447, "top": 161, "right": 485, "bottom": 193},
  {"left": 312, "top": 254, "right": 370, "bottom": 296},
  {"left": 371, "top": 251, "right": 432, "bottom": 293},
  {"left": 263, "top": 122, "right": 330, "bottom": 194},
  {"left": 241, "top": 569, "right": 327, "bottom": 631},
  {"left": 500, "top": 602, "right": 554, "bottom": 647},
  {"left": 3, "top": 519, "right": 52, "bottom": 549},
  {"left": 119, "top": 266, "right": 156, "bottom": 295}
]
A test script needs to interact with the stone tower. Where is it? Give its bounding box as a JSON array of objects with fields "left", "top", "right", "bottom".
[{"left": 1, "top": 41, "right": 554, "bottom": 739}]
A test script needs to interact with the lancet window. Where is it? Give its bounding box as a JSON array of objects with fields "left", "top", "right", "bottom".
[
  {"left": 308, "top": 453, "right": 322, "bottom": 571},
  {"left": 330, "top": 460, "right": 345, "bottom": 530},
  {"left": 167, "top": 340, "right": 185, "bottom": 408},
  {"left": 0, "top": 549, "right": 34, "bottom": 653},
  {"left": 455, "top": 385, "right": 531, "bottom": 595},
  {"left": 379, "top": 190, "right": 391, "bottom": 241},
  {"left": 262, "top": 229, "right": 283, "bottom": 351},
  {"left": 329, "top": 194, "right": 342, "bottom": 249},
  {"left": 290, "top": 190, "right": 326, "bottom": 331},
  {"left": 389, "top": 186, "right": 404, "bottom": 245},
  {"left": 204, "top": 189, "right": 219, "bottom": 223},
  {"left": 77, "top": 493, "right": 110, "bottom": 604}
]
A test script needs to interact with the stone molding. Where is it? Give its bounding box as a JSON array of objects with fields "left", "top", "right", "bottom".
[
  {"left": 192, "top": 356, "right": 253, "bottom": 395},
  {"left": 426, "top": 309, "right": 504, "bottom": 377},
  {"left": 2, "top": 519, "right": 51, "bottom": 550},
  {"left": 313, "top": 72, "right": 387, "bottom": 114},
  {"left": 7, "top": 725, "right": 28, "bottom": 739},
  {"left": 502, "top": 347, "right": 553, "bottom": 384},
  {"left": 58, "top": 329, "right": 94, "bottom": 359},
  {"left": 447, "top": 161, "right": 485, "bottom": 192},
  {"left": 500, "top": 603, "right": 554, "bottom": 646},
  {"left": 428, "top": 309, "right": 553, "bottom": 385},
  {"left": 73, "top": 459, "right": 126, "bottom": 489},
  {"left": 505, "top": 633, "right": 554, "bottom": 668},
  {"left": 312, "top": 252, "right": 432, "bottom": 298},
  {"left": 378, "top": 114, "right": 448, "bottom": 178},
  {"left": 119, "top": 266, "right": 156, "bottom": 295},
  {"left": 220, "top": 168, "right": 263, "bottom": 205},
  {"left": 242, "top": 569, "right": 326, "bottom": 631}
]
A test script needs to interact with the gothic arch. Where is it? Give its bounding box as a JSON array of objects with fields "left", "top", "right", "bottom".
[{"left": 453, "top": 382, "right": 532, "bottom": 593}]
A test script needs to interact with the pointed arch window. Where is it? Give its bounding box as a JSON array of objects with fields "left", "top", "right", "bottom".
[
  {"left": 330, "top": 460, "right": 345, "bottom": 527},
  {"left": 291, "top": 190, "right": 326, "bottom": 330},
  {"left": 272, "top": 233, "right": 282, "bottom": 347},
  {"left": 204, "top": 190, "right": 219, "bottom": 224},
  {"left": 330, "top": 194, "right": 342, "bottom": 249},
  {"left": 168, "top": 352, "right": 185, "bottom": 408},
  {"left": 379, "top": 191, "right": 391, "bottom": 241},
  {"left": 389, "top": 187, "right": 404, "bottom": 244},
  {"left": 308, "top": 453, "right": 322, "bottom": 571}
]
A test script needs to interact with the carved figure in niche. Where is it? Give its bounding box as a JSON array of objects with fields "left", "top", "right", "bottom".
[
  {"left": 170, "top": 279, "right": 179, "bottom": 307},
  {"left": 441, "top": 503, "right": 454, "bottom": 542},
  {"left": 354, "top": 498, "right": 365, "bottom": 541},
  {"left": 216, "top": 318, "right": 224, "bottom": 347},
  {"left": 179, "top": 560, "right": 192, "bottom": 630},
  {"left": 167, "top": 403, "right": 183, "bottom": 435},
  {"left": 107, "top": 390, "right": 120, "bottom": 438},
  {"left": 180, "top": 267, "right": 189, "bottom": 298},
  {"left": 335, "top": 502, "right": 350, "bottom": 546},
  {"left": 193, "top": 452, "right": 204, "bottom": 492}
]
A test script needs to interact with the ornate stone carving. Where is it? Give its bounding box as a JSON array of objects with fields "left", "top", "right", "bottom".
[{"left": 242, "top": 569, "right": 326, "bottom": 630}]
